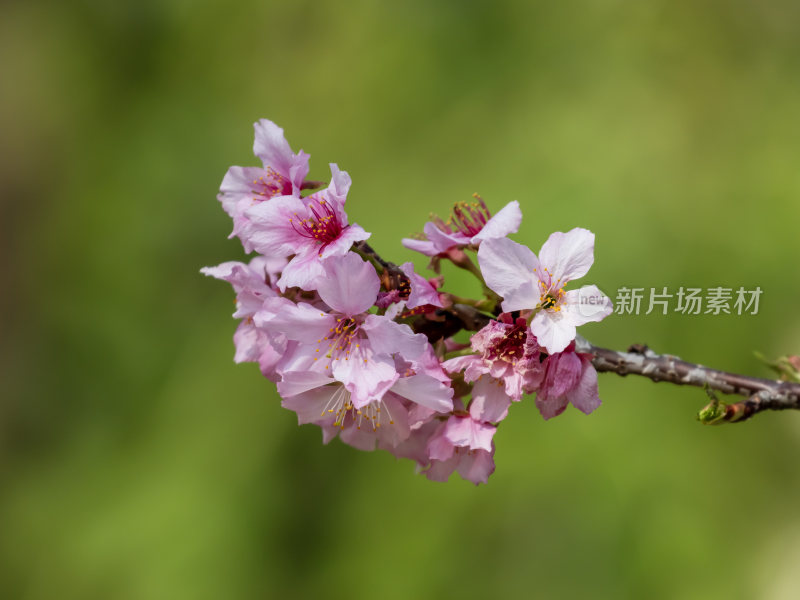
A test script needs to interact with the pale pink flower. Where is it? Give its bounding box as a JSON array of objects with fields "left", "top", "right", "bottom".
[
  {"left": 262, "top": 253, "right": 430, "bottom": 407},
  {"left": 477, "top": 228, "right": 613, "bottom": 354},
  {"left": 243, "top": 164, "right": 370, "bottom": 290},
  {"left": 218, "top": 119, "right": 311, "bottom": 251},
  {"left": 402, "top": 198, "right": 522, "bottom": 257},
  {"left": 277, "top": 367, "right": 453, "bottom": 451},
  {"left": 399, "top": 262, "right": 444, "bottom": 309},
  {"left": 200, "top": 256, "right": 288, "bottom": 380},
  {"left": 376, "top": 262, "right": 444, "bottom": 310},
  {"left": 535, "top": 342, "right": 601, "bottom": 419}
]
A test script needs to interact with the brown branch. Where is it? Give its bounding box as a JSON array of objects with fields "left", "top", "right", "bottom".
[
  {"left": 355, "top": 241, "right": 800, "bottom": 421},
  {"left": 573, "top": 338, "right": 800, "bottom": 422}
]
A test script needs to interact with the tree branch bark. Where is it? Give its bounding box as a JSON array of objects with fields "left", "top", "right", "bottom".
[{"left": 355, "top": 241, "right": 800, "bottom": 422}]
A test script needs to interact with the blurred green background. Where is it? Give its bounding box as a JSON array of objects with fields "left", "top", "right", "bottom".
[{"left": 3, "top": 0, "right": 800, "bottom": 598}]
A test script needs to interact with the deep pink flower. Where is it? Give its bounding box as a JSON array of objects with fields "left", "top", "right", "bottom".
[
  {"left": 425, "top": 446, "right": 495, "bottom": 485},
  {"left": 402, "top": 198, "right": 522, "bottom": 257},
  {"left": 218, "top": 120, "right": 311, "bottom": 252},
  {"left": 443, "top": 316, "right": 545, "bottom": 404},
  {"left": 243, "top": 164, "right": 370, "bottom": 290},
  {"left": 535, "top": 342, "right": 601, "bottom": 419},
  {"left": 424, "top": 410, "right": 497, "bottom": 485},
  {"left": 478, "top": 228, "right": 613, "bottom": 353}
]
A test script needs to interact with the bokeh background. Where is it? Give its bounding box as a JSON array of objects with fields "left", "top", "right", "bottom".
[{"left": 3, "top": 0, "right": 800, "bottom": 598}]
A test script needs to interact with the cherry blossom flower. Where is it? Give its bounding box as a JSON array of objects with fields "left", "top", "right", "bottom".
[
  {"left": 376, "top": 262, "right": 444, "bottom": 310},
  {"left": 424, "top": 409, "right": 497, "bottom": 485},
  {"left": 402, "top": 197, "right": 522, "bottom": 257},
  {"left": 218, "top": 119, "right": 311, "bottom": 251},
  {"left": 262, "top": 253, "right": 429, "bottom": 407},
  {"left": 443, "top": 315, "right": 545, "bottom": 405},
  {"left": 477, "top": 228, "right": 613, "bottom": 354},
  {"left": 205, "top": 117, "right": 621, "bottom": 485},
  {"left": 277, "top": 369, "right": 453, "bottom": 451},
  {"left": 200, "top": 256, "right": 288, "bottom": 380},
  {"left": 243, "top": 164, "right": 370, "bottom": 290},
  {"left": 535, "top": 342, "right": 601, "bottom": 419}
]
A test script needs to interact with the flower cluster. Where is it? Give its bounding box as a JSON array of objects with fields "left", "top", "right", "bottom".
[{"left": 203, "top": 120, "right": 613, "bottom": 484}]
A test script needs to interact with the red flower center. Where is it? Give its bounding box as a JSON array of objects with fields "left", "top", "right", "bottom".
[
  {"left": 432, "top": 194, "right": 492, "bottom": 237},
  {"left": 252, "top": 166, "right": 292, "bottom": 200},
  {"left": 291, "top": 197, "right": 345, "bottom": 252}
]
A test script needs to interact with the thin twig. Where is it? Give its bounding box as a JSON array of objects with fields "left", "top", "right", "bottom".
[{"left": 574, "top": 338, "right": 800, "bottom": 421}]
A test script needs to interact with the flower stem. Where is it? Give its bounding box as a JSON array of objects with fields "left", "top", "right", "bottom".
[
  {"left": 443, "top": 248, "right": 502, "bottom": 308},
  {"left": 353, "top": 245, "right": 386, "bottom": 274}
]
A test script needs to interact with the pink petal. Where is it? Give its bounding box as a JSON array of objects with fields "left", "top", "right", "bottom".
[
  {"left": 233, "top": 321, "right": 265, "bottom": 363},
  {"left": 203, "top": 262, "right": 260, "bottom": 316},
  {"left": 531, "top": 310, "right": 577, "bottom": 354},
  {"left": 252, "top": 119, "right": 308, "bottom": 191},
  {"left": 390, "top": 374, "right": 454, "bottom": 413},
  {"left": 243, "top": 195, "right": 310, "bottom": 257},
  {"left": 540, "top": 350, "right": 582, "bottom": 400},
  {"left": 499, "top": 280, "right": 540, "bottom": 313},
  {"left": 273, "top": 342, "right": 322, "bottom": 376},
  {"left": 413, "top": 343, "right": 452, "bottom": 385},
  {"left": 326, "top": 163, "right": 351, "bottom": 206},
  {"left": 422, "top": 221, "right": 468, "bottom": 254},
  {"left": 501, "top": 371, "right": 525, "bottom": 402},
  {"left": 444, "top": 416, "right": 496, "bottom": 453},
  {"left": 399, "top": 262, "right": 444, "bottom": 308},
  {"left": 288, "top": 151, "right": 310, "bottom": 194},
  {"left": 339, "top": 397, "right": 411, "bottom": 451},
  {"left": 471, "top": 200, "right": 522, "bottom": 244},
  {"left": 381, "top": 419, "right": 440, "bottom": 463},
  {"left": 470, "top": 377, "right": 512, "bottom": 422},
  {"left": 448, "top": 351, "right": 492, "bottom": 383},
  {"left": 338, "top": 426, "right": 377, "bottom": 451},
  {"left": 538, "top": 227, "right": 595, "bottom": 283},
  {"left": 534, "top": 394, "right": 569, "bottom": 420},
  {"left": 252, "top": 296, "right": 293, "bottom": 328},
  {"left": 219, "top": 165, "right": 267, "bottom": 198},
  {"left": 217, "top": 166, "right": 270, "bottom": 231},
  {"left": 280, "top": 384, "right": 340, "bottom": 425},
  {"left": 362, "top": 314, "right": 427, "bottom": 361},
  {"left": 276, "top": 251, "right": 326, "bottom": 292},
  {"left": 405, "top": 403, "right": 437, "bottom": 429},
  {"left": 315, "top": 253, "right": 379, "bottom": 315},
  {"left": 562, "top": 285, "right": 614, "bottom": 326},
  {"left": 566, "top": 356, "right": 601, "bottom": 415},
  {"left": 425, "top": 456, "right": 460, "bottom": 482},
  {"left": 441, "top": 355, "right": 486, "bottom": 383},
  {"left": 318, "top": 224, "right": 371, "bottom": 259},
  {"left": 331, "top": 352, "right": 398, "bottom": 409},
  {"left": 200, "top": 259, "right": 274, "bottom": 299},
  {"left": 401, "top": 237, "right": 438, "bottom": 256},
  {"left": 261, "top": 301, "right": 335, "bottom": 344},
  {"left": 456, "top": 448, "right": 495, "bottom": 485},
  {"left": 477, "top": 237, "right": 539, "bottom": 299},
  {"left": 427, "top": 424, "right": 456, "bottom": 461},
  {"left": 258, "top": 337, "right": 287, "bottom": 382},
  {"left": 277, "top": 370, "right": 335, "bottom": 397}
]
